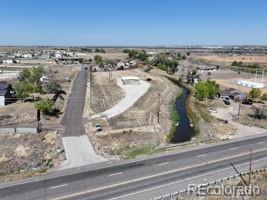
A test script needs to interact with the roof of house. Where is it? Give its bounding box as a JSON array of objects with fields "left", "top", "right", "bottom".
[
  {"left": 0, "top": 90, "right": 8, "bottom": 96},
  {"left": 121, "top": 76, "right": 140, "bottom": 81},
  {"left": 0, "top": 82, "right": 11, "bottom": 90}
]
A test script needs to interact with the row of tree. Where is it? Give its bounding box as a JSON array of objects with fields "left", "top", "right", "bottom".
[{"left": 123, "top": 49, "right": 148, "bottom": 61}]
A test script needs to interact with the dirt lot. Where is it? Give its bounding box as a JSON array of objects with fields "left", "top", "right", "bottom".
[
  {"left": 84, "top": 69, "right": 180, "bottom": 158},
  {"left": 196, "top": 54, "right": 267, "bottom": 67},
  {"left": 0, "top": 131, "right": 65, "bottom": 182},
  {"left": 76, "top": 52, "right": 128, "bottom": 61},
  {"left": 234, "top": 103, "right": 267, "bottom": 129},
  {"left": 0, "top": 103, "right": 36, "bottom": 126},
  {"left": 198, "top": 69, "right": 267, "bottom": 94}
]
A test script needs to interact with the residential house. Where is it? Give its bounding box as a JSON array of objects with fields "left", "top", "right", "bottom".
[{"left": 0, "top": 82, "right": 13, "bottom": 106}]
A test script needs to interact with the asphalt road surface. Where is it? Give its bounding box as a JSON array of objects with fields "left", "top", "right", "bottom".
[
  {"left": 62, "top": 66, "right": 88, "bottom": 137},
  {"left": 0, "top": 134, "right": 266, "bottom": 200}
]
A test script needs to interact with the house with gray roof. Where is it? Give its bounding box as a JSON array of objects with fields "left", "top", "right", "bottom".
[{"left": 0, "top": 82, "right": 13, "bottom": 106}]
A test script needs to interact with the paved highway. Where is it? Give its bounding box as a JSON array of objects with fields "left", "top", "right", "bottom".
[{"left": 0, "top": 134, "right": 266, "bottom": 200}]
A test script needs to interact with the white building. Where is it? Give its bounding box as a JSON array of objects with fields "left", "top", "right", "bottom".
[
  {"left": 55, "top": 51, "right": 62, "bottom": 58},
  {"left": 22, "top": 54, "right": 33, "bottom": 59},
  {"left": 121, "top": 76, "right": 140, "bottom": 85},
  {"left": 237, "top": 80, "right": 264, "bottom": 89},
  {"left": 2, "top": 58, "right": 17, "bottom": 64}
]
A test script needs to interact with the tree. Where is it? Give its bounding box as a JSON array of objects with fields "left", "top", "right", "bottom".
[
  {"left": 18, "top": 67, "right": 44, "bottom": 84},
  {"left": 34, "top": 98, "right": 55, "bottom": 115},
  {"left": 14, "top": 82, "right": 31, "bottom": 99},
  {"left": 195, "top": 81, "right": 209, "bottom": 101},
  {"left": 206, "top": 80, "right": 219, "bottom": 99},
  {"left": 94, "top": 55, "right": 103, "bottom": 65},
  {"left": 195, "top": 80, "right": 219, "bottom": 101},
  {"left": 30, "top": 67, "right": 44, "bottom": 83},
  {"left": 44, "top": 80, "right": 62, "bottom": 93},
  {"left": 18, "top": 69, "right": 31, "bottom": 82},
  {"left": 262, "top": 93, "right": 267, "bottom": 101},
  {"left": 249, "top": 88, "right": 262, "bottom": 101}
]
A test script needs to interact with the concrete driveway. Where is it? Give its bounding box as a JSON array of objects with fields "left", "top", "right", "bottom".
[{"left": 91, "top": 78, "right": 150, "bottom": 119}]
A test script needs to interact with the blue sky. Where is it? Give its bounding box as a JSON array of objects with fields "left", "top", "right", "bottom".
[{"left": 1, "top": 0, "right": 267, "bottom": 46}]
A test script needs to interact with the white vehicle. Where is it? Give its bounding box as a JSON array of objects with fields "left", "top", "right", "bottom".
[{"left": 209, "top": 109, "right": 217, "bottom": 113}]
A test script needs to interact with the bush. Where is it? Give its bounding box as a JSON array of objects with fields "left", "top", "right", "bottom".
[
  {"left": 44, "top": 80, "right": 62, "bottom": 93},
  {"left": 261, "top": 93, "right": 267, "bottom": 101},
  {"left": 249, "top": 88, "right": 262, "bottom": 101},
  {"left": 34, "top": 98, "right": 55, "bottom": 115}
]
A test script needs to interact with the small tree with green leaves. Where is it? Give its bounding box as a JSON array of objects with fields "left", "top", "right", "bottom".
[
  {"left": 195, "top": 81, "right": 209, "bottom": 101},
  {"left": 18, "top": 69, "right": 31, "bottom": 82},
  {"left": 34, "top": 98, "right": 55, "bottom": 115},
  {"left": 94, "top": 55, "right": 103, "bottom": 65},
  {"left": 249, "top": 88, "right": 262, "bottom": 101}
]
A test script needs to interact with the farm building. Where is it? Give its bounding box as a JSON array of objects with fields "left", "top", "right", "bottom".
[{"left": 121, "top": 76, "right": 140, "bottom": 85}]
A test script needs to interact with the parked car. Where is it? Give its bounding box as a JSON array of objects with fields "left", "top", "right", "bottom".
[
  {"left": 223, "top": 100, "right": 231, "bottom": 105},
  {"left": 95, "top": 124, "right": 102, "bottom": 132},
  {"left": 242, "top": 98, "right": 253, "bottom": 105},
  {"left": 221, "top": 96, "right": 231, "bottom": 101},
  {"left": 209, "top": 109, "right": 217, "bottom": 113}
]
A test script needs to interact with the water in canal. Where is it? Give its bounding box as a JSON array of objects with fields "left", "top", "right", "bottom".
[{"left": 171, "top": 85, "right": 194, "bottom": 143}]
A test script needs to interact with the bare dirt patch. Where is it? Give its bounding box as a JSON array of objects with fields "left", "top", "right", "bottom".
[
  {"left": 0, "top": 132, "right": 65, "bottom": 182},
  {"left": 196, "top": 54, "right": 267, "bottom": 67},
  {"left": 85, "top": 69, "right": 180, "bottom": 158}
]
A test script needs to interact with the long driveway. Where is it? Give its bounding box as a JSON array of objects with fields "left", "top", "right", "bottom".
[
  {"left": 62, "top": 67, "right": 88, "bottom": 136},
  {"left": 60, "top": 66, "right": 106, "bottom": 169}
]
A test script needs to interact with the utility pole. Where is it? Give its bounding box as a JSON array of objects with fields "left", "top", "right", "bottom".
[
  {"left": 157, "top": 93, "right": 160, "bottom": 124},
  {"left": 249, "top": 148, "right": 253, "bottom": 185},
  {"left": 238, "top": 98, "right": 241, "bottom": 116},
  {"left": 109, "top": 68, "right": 112, "bottom": 83}
]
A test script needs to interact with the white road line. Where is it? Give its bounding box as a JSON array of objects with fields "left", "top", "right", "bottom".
[
  {"left": 109, "top": 157, "right": 267, "bottom": 200},
  {"left": 197, "top": 154, "right": 207, "bottom": 158},
  {"left": 50, "top": 184, "right": 68, "bottom": 189},
  {"left": 230, "top": 147, "right": 238, "bottom": 150},
  {"left": 52, "top": 149, "right": 267, "bottom": 200},
  {"left": 109, "top": 172, "right": 124, "bottom": 177},
  {"left": 158, "top": 162, "right": 169, "bottom": 166},
  {"left": 258, "top": 142, "right": 265, "bottom": 144}
]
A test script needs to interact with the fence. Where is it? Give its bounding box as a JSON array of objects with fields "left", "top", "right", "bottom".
[
  {"left": 0, "top": 123, "right": 40, "bottom": 134},
  {"left": 152, "top": 168, "right": 267, "bottom": 200}
]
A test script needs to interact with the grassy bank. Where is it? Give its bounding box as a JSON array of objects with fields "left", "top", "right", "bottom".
[
  {"left": 166, "top": 93, "right": 181, "bottom": 142},
  {"left": 165, "top": 76, "right": 200, "bottom": 137},
  {"left": 115, "top": 145, "right": 162, "bottom": 159},
  {"left": 182, "top": 83, "right": 200, "bottom": 137}
]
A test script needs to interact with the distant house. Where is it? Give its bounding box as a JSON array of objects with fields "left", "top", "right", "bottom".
[
  {"left": 219, "top": 88, "right": 246, "bottom": 100},
  {"left": 2, "top": 58, "right": 17, "bottom": 64},
  {"left": 22, "top": 54, "right": 33, "bottom": 59},
  {"left": 54, "top": 51, "right": 62, "bottom": 58},
  {"left": 121, "top": 76, "right": 140, "bottom": 85},
  {"left": 0, "top": 82, "right": 13, "bottom": 106}
]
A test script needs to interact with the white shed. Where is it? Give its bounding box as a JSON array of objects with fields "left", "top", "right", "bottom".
[{"left": 121, "top": 76, "right": 140, "bottom": 85}]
